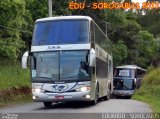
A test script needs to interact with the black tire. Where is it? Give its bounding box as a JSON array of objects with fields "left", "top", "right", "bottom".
[
  {"left": 127, "top": 96, "right": 132, "bottom": 99},
  {"left": 102, "top": 95, "right": 108, "bottom": 101},
  {"left": 107, "top": 88, "right": 112, "bottom": 100},
  {"left": 116, "top": 96, "right": 120, "bottom": 99},
  {"left": 91, "top": 86, "right": 99, "bottom": 105},
  {"left": 103, "top": 87, "right": 111, "bottom": 101},
  {"left": 43, "top": 102, "right": 52, "bottom": 107}
]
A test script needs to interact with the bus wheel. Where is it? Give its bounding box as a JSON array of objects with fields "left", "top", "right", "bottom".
[
  {"left": 116, "top": 96, "right": 120, "bottom": 99},
  {"left": 43, "top": 102, "right": 52, "bottom": 107},
  {"left": 103, "top": 88, "right": 111, "bottom": 100},
  {"left": 107, "top": 88, "right": 112, "bottom": 100},
  {"left": 127, "top": 96, "right": 132, "bottom": 99},
  {"left": 91, "top": 86, "right": 99, "bottom": 105}
]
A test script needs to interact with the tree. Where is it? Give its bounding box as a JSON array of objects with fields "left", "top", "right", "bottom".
[
  {"left": 0, "top": 0, "right": 30, "bottom": 59},
  {"left": 113, "top": 40, "right": 128, "bottom": 67},
  {"left": 135, "top": 31, "right": 156, "bottom": 68}
]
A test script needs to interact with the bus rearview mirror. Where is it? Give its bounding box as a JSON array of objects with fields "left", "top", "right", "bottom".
[
  {"left": 22, "top": 51, "right": 29, "bottom": 69},
  {"left": 89, "top": 48, "right": 95, "bottom": 67}
]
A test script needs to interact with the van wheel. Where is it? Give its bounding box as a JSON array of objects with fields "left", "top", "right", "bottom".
[
  {"left": 43, "top": 102, "right": 52, "bottom": 107},
  {"left": 91, "top": 86, "right": 99, "bottom": 105}
]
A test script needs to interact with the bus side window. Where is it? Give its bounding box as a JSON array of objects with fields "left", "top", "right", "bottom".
[
  {"left": 109, "top": 60, "right": 112, "bottom": 74},
  {"left": 90, "top": 21, "right": 95, "bottom": 48},
  {"left": 137, "top": 69, "right": 145, "bottom": 78}
]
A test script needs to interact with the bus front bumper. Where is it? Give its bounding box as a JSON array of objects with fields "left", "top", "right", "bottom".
[
  {"left": 113, "top": 90, "right": 134, "bottom": 96},
  {"left": 32, "top": 91, "right": 92, "bottom": 102}
]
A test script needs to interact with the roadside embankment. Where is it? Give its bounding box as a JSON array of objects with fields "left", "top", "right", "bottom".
[
  {"left": 132, "top": 68, "right": 160, "bottom": 112},
  {"left": 0, "top": 61, "right": 32, "bottom": 106}
]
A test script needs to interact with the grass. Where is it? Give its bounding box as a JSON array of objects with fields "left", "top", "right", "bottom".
[
  {"left": 0, "top": 60, "right": 31, "bottom": 90},
  {"left": 0, "top": 92, "right": 32, "bottom": 107},
  {"left": 132, "top": 68, "right": 160, "bottom": 112},
  {"left": 0, "top": 60, "right": 32, "bottom": 106}
]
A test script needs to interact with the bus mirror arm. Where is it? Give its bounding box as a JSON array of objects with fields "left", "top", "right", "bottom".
[
  {"left": 22, "top": 51, "right": 29, "bottom": 69},
  {"left": 89, "top": 48, "right": 96, "bottom": 67}
]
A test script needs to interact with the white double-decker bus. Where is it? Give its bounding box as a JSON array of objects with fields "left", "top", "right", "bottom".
[{"left": 22, "top": 16, "right": 113, "bottom": 107}]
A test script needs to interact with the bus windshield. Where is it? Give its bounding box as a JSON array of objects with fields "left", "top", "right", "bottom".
[
  {"left": 114, "top": 78, "right": 134, "bottom": 90},
  {"left": 31, "top": 51, "right": 90, "bottom": 82},
  {"left": 114, "top": 68, "right": 135, "bottom": 78},
  {"left": 32, "top": 20, "right": 89, "bottom": 45}
]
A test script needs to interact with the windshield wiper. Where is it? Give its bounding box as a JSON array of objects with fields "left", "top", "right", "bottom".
[
  {"left": 123, "top": 85, "right": 130, "bottom": 90},
  {"left": 61, "top": 76, "right": 77, "bottom": 80},
  {"left": 35, "top": 77, "right": 54, "bottom": 82},
  {"left": 61, "top": 77, "right": 90, "bottom": 80}
]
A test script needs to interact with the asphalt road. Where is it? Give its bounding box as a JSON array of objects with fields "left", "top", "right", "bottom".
[{"left": 0, "top": 99, "right": 152, "bottom": 119}]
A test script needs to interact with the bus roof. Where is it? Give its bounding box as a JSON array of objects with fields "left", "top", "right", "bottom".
[
  {"left": 36, "top": 16, "right": 92, "bottom": 23},
  {"left": 116, "top": 65, "right": 147, "bottom": 71}
]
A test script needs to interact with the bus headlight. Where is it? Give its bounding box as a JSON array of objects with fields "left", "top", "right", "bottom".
[
  {"left": 76, "top": 86, "right": 91, "bottom": 92},
  {"left": 32, "top": 88, "right": 44, "bottom": 93}
]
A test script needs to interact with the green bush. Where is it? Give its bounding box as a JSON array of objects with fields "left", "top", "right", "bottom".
[
  {"left": 133, "top": 68, "right": 160, "bottom": 112},
  {"left": 0, "top": 61, "right": 31, "bottom": 106},
  {"left": 0, "top": 61, "right": 30, "bottom": 90}
]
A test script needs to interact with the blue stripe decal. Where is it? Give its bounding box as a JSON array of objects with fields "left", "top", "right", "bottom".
[{"left": 67, "top": 82, "right": 78, "bottom": 92}]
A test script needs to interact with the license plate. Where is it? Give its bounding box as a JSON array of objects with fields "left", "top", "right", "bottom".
[{"left": 55, "top": 95, "right": 64, "bottom": 99}]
